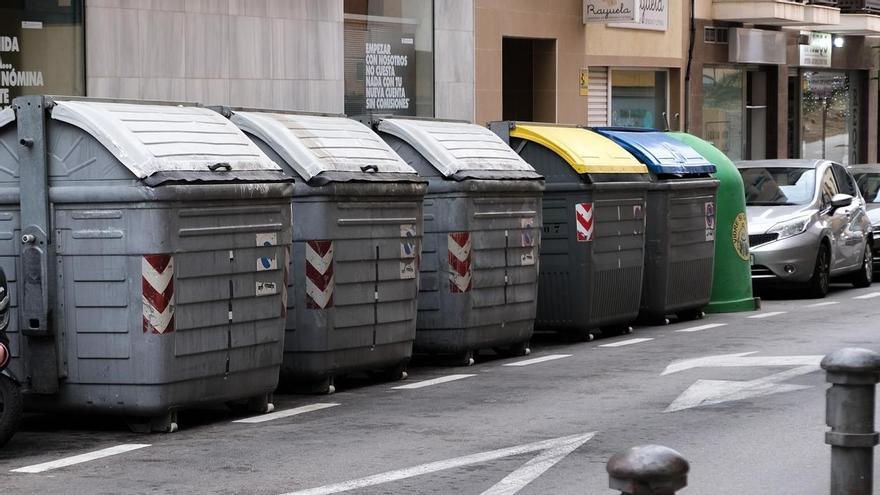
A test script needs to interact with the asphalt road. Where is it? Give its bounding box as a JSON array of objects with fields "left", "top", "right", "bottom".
[{"left": 2, "top": 283, "right": 879, "bottom": 494}]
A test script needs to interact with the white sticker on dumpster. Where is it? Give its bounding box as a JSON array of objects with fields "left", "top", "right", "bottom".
[
  {"left": 575, "top": 203, "right": 594, "bottom": 242},
  {"left": 256, "top": 233, "right": 277, "bottom": 246},
  {"left": 521, "top": 218, "right": 536, "bottom": 266},
  {"left": 256, "top": 281, "right": 278, "bottom": 297},
  {"left": 400, "top": 223, "right": 418, "bottom": 280},
  {"left": 257, "top": 233, "right": 279, "bottom": 271},
  {"left": 705, "top": 202, "right": 716, "bottom": 242}
]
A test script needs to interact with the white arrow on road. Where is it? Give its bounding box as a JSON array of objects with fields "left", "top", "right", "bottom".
[
  {"left": 278, "top": 432, "right": 596, "bottom": 495},
  {"left": 661, "top": 352, "right": 822, "bottom": 375},
  {"left": 662, "top": 352, "right": 824, "bottom": 413}
]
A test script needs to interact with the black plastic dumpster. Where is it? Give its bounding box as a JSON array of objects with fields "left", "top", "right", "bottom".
[
  {"left": 0, "top": 97, "right": 293, "bottom": 431},
  {"left": 595, "top": 128, "right": 719, "bottom": 323},
  {"left": 374, "top": 118, "right": 543, "bottom": 364},
  {"left": 491, "top": 122, "right": 650, "bottom": 340},
  {"left": 222, "top": 109, "right": 427, "bottom": 393}
]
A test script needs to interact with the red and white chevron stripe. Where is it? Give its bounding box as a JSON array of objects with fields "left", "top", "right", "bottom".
[
  {"left": 306, "top": 240, "right": 334, "bottom": 309},
  {"left": 142, "top": 254, "right": 174, "bottom": 334},
  {"left": 575, "top": 202, "right": 594, "bottom": 242},
  {"left": 448, "top": 232, "right": 472, "bottom": 293}
]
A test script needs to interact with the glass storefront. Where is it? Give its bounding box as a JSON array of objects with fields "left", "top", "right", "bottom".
[
  {"left": 343, "top": 0, "right": 434, "bottom": 117},
  {"left": 0, "top": 0, "right": 84, "bottom": 108},
  {"left": 610, "top": 70, "right": 667, "bottom": 129},
  {"left": 801, "top": 71, "right": 856, "bottom": 165},
  {"left": 702, "top": 66, "right": 744, "bottom": 161}
]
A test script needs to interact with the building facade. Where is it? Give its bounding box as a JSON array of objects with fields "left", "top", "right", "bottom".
[
  {"left": 0, "top": 0, "right": 475, "bottom": 121},
  {"left": 1, "top": 0, "right": 879, "bottom": 162}
]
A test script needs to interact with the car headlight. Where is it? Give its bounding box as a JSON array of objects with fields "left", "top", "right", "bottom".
[{"left": 767, "top": 216, "right": 812, "bottom": 240}]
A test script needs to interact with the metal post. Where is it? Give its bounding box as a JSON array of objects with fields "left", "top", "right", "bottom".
[
  {"left": 13, "top": 95, "right": 59, "bottom": 394},
  {"left": 606, "top": 444, "right": 689, "bottom": 495},
  {"left": 821, "top": 348, "right": 880, "bottom": 495}
]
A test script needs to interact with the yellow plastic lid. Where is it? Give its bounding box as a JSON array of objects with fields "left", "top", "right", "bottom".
[{"left": 509, "top": 124, "right": 647, "bottom": 174}]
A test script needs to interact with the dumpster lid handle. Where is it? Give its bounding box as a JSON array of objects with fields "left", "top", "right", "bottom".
[
  {"left": 360, "top": 164, "right": 378, "bottom": 173},
  {"left": 209, "top": 162, "right": 232, "bottom": 172}
]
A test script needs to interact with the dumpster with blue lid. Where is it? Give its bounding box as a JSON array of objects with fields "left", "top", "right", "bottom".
[
  {"left": 222, "top": 109, "right": 427, "bottom": 392},
  {"left": 374, "top": 118, "right": 543, "bottom": 364},
  {"left": 595, "top": 128, "right": 720, "bottom": 323},
  {"left": 490, "top": 122, "right": 650, "bottom": 340},
  {"left": 0, "top": 96, "right": 293, "bottom": 431}
]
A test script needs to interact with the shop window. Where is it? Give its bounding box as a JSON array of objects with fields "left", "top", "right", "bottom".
[
  {"left": 0, "top": 0, "right": 84, "bottom": 108},
  {"left": 344, "top": 0, "right": 434, "bottom": 117},
  {"left": 801, "top": 71, "right": 856, "bottom": 165},
  {"left": 702, "top": 66, "right": 744, "bottom": 161},
  {"left": 610, "top": 70, "right": 667, "bottom": 129}
]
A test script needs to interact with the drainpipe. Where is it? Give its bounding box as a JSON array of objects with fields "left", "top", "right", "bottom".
[{"left": 683, "top": 0, "right": 696, "bottom": 133}]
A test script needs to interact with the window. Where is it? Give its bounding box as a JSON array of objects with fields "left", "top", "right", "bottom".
[
  {"left": 832, "top": 164, "right": 857, "bottom": 197},
  {"left": 801, "top": 71, "right": 856, "bottom": 165},
  {"left": 819, "top": 167, "right": 837, "bottom": 207},
  {"left": 610, "top": 70, "right": 667, "bottom": 129},
  {"left": 344, "top": 0, "right": 434, "bottom": 117},
  {"left": 702, "top": 66, "right": 744, "bottom": 161},
  {"left": 740, "top": 167, "right": 815, "bottom": 205},
  {"left": 0, "top": 0, "right": 85, "bottom": 108},
  {"left": 852, "top": 171, "right": 880, "bottom": 203}
]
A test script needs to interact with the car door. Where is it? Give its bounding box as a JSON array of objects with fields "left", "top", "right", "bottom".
[
  {"left": 832, "top": 163, "right": 869, "bottom": 269},
  {"left": 818, "top": 165, "right": 848, "bottom": 272}
]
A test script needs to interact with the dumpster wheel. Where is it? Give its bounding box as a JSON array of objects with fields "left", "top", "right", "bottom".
[
  {"left": 126, "top": 411, "right": 178, "bottom": 434},
  {"left": 454, "top": 350, "right": 476, "bottom": 367},
  {"left": 493, "top": 341, "right": 531, "bottom": 358}
]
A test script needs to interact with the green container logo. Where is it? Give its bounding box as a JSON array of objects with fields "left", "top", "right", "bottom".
[{"left": 732, "top": 212, "right": 749, "bottom": 261}]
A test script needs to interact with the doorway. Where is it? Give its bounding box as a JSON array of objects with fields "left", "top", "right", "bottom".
[
  {"left": 502, "top": 37, "right": 556, "bottom": 122},
  {"left": 745, "top": 71, "right": 768, "bottom": 160}
]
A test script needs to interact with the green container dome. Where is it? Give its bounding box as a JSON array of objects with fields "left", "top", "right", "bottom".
[{"left": 666, "top": 132, "right": 759, "bottom": 313}]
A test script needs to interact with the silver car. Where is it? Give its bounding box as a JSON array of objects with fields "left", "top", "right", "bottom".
[
  {"left": 847, "top": 165, "right": 880, "bottom": 272},
  {"left": 737, "top": 159, "right": 873, "bottom": 297}
]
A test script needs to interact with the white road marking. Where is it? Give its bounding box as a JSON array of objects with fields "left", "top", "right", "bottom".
[
  {"left": 662, "top": 352, "right": 823, "bottom": 375},
  {"left": 233, "top": 403, "right": 340, "bottom": 424},
  {"left": 675, "top": 323, "right": 727, "bottom": 333},
  {"left": 665, "top": 365, "right": 818, "bottom": 413},
  {"left": 11, "top": 444, "right": 151, "bottom": 474},
  {"left": 278, "top": 432, "right": 596, "bottom": 495},
  {"left": 747, "top": 311, "right": 787, "bottom": 319},
  {"left": 479, "top": 434, "right": 589, "bottom": 495},
  {"left": 598, "top": 338, "right": 653, "bottom": 348},
  {"left": 854, "top": 292, "right": 880, "bottom": 300},
  {"left": 803, "top": 301, "right": 840, "bottom": 308},
  {"left": 502, "top": 354, "right": 571, "bottom": 367},
  {"left": 392, "top": 374, "right": 476, "bottom": 390}
]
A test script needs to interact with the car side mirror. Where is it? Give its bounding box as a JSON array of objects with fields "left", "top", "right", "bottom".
[{"left": 830, "top": 193, "right": 853, "bottom": 210}]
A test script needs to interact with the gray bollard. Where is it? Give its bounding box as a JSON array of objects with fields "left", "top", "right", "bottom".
[
  {"left": 821, "top": 347, "right": 880, "bottom": 495},
  {"left": 606, "top": 444, "right": 689, "bottom": 495}
]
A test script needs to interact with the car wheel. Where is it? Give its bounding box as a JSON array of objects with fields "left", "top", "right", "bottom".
[
  {"left": 852, "top": 242, "right": 873, "bottom": 288},
  {"left": 806, "top": 244, "right": 831, "bottom": 298}
]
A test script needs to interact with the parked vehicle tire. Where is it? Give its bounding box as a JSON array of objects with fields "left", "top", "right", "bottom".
[
  {"left": 806, "top": 243, "right": 831, "bottom": 298},
  {"left": 852, "top": 242, "right": 873, "bottom": 288},
  {"left": 0, "top": 374, "right": 22, "bottom": 447}
]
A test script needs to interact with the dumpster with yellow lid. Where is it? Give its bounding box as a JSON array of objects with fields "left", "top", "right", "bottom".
[{"left": 490, "top": 122, "right": 650, "bottom": 340}]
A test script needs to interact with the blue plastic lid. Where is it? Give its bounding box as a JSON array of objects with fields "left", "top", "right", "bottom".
[{"left": 593, "top": 128, "right": 716, "bottom": 175}]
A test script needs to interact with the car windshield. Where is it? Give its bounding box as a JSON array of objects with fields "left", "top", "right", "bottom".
[
  {"left": 852, "top": 171, "right": 880, "bottom": 204},
  {"left": 739, "top": 167, "right": 815, "bottom": 205}
]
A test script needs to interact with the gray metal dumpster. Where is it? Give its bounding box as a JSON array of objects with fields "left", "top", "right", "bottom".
[
  {"left": 595, "top": 128, "right": 719, "bottom": 323},
  {"left": 0, "top": 97, "right": 293, "bottom": 431},
  {"left": 222, "top": 109, "right": 426, "bottom": 393},
  {"left": 374, "top": 118, "right": 543, "bottom": 365},
  {"left": 490, "top": 122, "right": 650, "bottom": 341}
]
